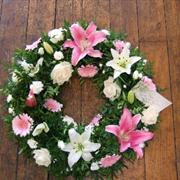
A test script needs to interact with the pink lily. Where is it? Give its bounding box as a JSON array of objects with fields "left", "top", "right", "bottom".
[
  {"left": 105, "top": 108, "right": 154, "bottom": 158},
  {"left": 64, "top": 22, "right": 106, "bottom": 66}
]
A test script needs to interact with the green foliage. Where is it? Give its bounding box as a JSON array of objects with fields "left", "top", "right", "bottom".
[{"left": 2, "top": 21, "right": 156, "bottom": 180}]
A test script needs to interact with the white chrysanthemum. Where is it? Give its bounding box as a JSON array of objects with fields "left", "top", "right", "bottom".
[
  {"left": 32, "top": 122, "right": 49, "bottom": 136},
  {"left": 103, "top": 76, "right": 121, "bottom": 100},
  {"left": 33, "top": 148, "right": 51, "bottom": 167},
  {"left": 54, "top": 51, "right": 64, "bottom": 60},
  {"left": 30, "top": 81, "right": 44, "bottom": 94},
  {"left": 59, "top": 128, "right": 101, "bottom": 168},
  {"left": 27, "top": 138, "right": 38, "bottom": 149}
]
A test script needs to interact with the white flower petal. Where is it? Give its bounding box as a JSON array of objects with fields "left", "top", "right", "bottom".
[
  {"left": 61, "top": 143, "right": 73, "bottom": 152},
  {"left": 68, "top": 128, "right": 80, "bottom": 143},
  {"left": 82, "top": 152, "right": 93, "bottom": 161},
  {"left": 130, "top": 56, "right": 141, "bottom": 65},
  {"left": 81, "top": 129, "right": 91, "bottom": 142},
  {"left": 84, "top": 142, "right": 101, "bottom": 152},
  {"left": 120, "top": 46, "right": 130, "bottom": 59},
  {"left": 114, "top": 70, "right": 121, "bottom": 79},
  {"left": 111, "top": 48, "right": 120, "bottom": 59},
  {"left": 68, "top": 150, "right": 82, "bottom": 168}
]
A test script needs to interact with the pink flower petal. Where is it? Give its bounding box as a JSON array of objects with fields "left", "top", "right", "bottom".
[
  {"left": 100, "top": 154, "right": 121, "bottom": 168},
  {"left": 44, "top": 98, "right": 63, "bottom": 112},
  {"left": 86, "top": 22, "right": 97, "bottom": 36},
  {"left": 70, "top": 23, "right": 86, "bottom": 45},
  {"left": 63, "top": 40, "right": 76, "bottom": 48},
  {"left": 130, "top": 130, "right": 154, "bottom": 146},
  {"left": 142, "top": 76, "right": 156, "bottom": 91},
  {"left": 12, "top": 113, "right": 34, "bottom": 137},
  {"left": 71, "top": 48, "right": 82, "bottom": 66},
  {"left": 120, "top": 141, "right": 131, "bottom": 152},
  {"left": 25, "top": 38, "right": 41, "bottom": 51},
  {"left": 132, "top": 145, "right": 144, "bottom": 159},
  {"left": 90, "top": 114, "right": 102, "bottom": 125},
  {"left": 88, "top": 49, "right": 102, "bottom": 58},
  {"left": 105, "top": 125, "right": 120, "bottom": 137},
  {"left": 132, "top": 114, "right": 141, "bottom": 127},
  {"left": 88, "top": 31, "right": 106, "bottom": 46},
  {"left": 77, "top": 65, "right": 98, "bottom": 78}
]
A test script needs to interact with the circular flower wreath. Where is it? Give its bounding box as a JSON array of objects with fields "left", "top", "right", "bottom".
[{"left": 4, "top": 21, "right": 162, "bottom": 179}]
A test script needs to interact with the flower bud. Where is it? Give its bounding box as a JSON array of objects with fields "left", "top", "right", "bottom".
[{"left": 43, "top": 42, "right": 53, "bottom": 54}]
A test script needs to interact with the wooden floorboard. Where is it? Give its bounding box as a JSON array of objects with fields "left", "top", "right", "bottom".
[{"left": 0, "top": 0, "right": 179, "bottom": 180}]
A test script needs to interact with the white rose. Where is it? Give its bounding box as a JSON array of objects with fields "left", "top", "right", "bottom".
[
  {"left": 51, "top": 61, "right": 73, "bottom": 85},
  {"left": 48, "top": 28, "right": 64, "bottom": 44},
  {"left": 38, "top": 47, "right": 44, "bottom": 55},
  {"left": 27, "top": 139, "right": 38, "bottom": 149},
  {"left": 7, "top": 94, "right": 13, "bottom": 103},
  {"left": 33, "top": 148, "right": 51, "bottom": 167},
  {"left": 54, "top": 51, "right": 64, "bottom": 60},
  {"left": 103, "top": 76, "right": 121, "bottom": 100},
  {"left": 90, "top": 162, "right": 100, "bottom": 171},
  {"left": 141, "top": 106, "right": 159, "bottom": 125},
  {"left": 62, "top": 115, "right": 77, "bottom": 126},
  {"left": 30, "top": 81, "right": 44, "bottom": 94},
  {"left": 32, "top": 122, "right": 49, "bottom": 136}
]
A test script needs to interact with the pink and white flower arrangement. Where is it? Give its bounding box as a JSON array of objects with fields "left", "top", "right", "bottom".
[
  {"left": 142, "top": 76, "right": 156, "bottom": 91},
  {"left": 64, "top": 22, "right": 106, "bottom": 66},
  {"left": 106, "top": 108, "right": 154, "bottom": 158},
  {"left": 99, "top": 154, "right": 121, "bottom": 168},
  {"left": 44, "top": 98, "right": 63, "bottom": 112},
  {"left": 25, "top": 38, "right": 41, "bottom": 51},
  {"left": 77, "top": 65, "right": 98, "bottom": 78},
  {"left": 12, "top": 113, "right": 34, "bottom": 137}
]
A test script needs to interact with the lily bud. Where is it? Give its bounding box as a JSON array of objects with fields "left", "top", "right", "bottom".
[
  {"left": 43, "top": 42, "right": 53, "bottom": 54},
  {"left": 127, "top": 90, "right": 135, "bottom": 104},
  {"left": 26, "top": 91, "right": 37, "bottom": 107}
]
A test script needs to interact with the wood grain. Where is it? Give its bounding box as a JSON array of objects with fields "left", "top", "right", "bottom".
[{"left": 0, "top": 0, "right": 179, "bottom": 179}]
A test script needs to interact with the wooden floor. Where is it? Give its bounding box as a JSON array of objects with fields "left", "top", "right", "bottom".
[{"left": 0, "top": 0, "right": 179, "bottom": 180}]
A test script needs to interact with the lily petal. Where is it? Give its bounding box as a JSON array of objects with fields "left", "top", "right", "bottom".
[
  {"left": 132, "top": 114, "right": 141, "bottom": 128},
  {"left": 71, "top": 48, "right": 82, "bottom": 66},
  {"left": 120, "top": 47, "right": 130, "bottom": 59},
  {"left": 111, "top": 48, "right": 120, "bottom": 60},
  {"left": 119, "top": 108, "right": 134, "bottom": 132},
  {"left": 86, "top": 22, "right": 97, "bottom": 36},
  {"left": 81, "top": 129, "right": 91, "bottom": 141},
  {"left": 105, "top": 125, "right": 120, "bottom": 137},
  {"left": 70, "top": 23, "right": 86, "bottom": 45},
  {"left": 63, "top": 40, "right": 76, "bottom": 48},
  {"left": 82, "top": 152, "right": 93, "bottom": 161},
  {"left": 114, "top": 70, "right": 121, "bottom": 79},
  {"left": 84, "top": 142, "right": 101, "bottom": 152},
  {"left": 130, "top": 130, "right": 154, "bottom": 146},
  {"left": 132, "top": 145, "right": 144, "bottom": 159},
  {"left": 88, "top": 49, "right": 102, "bottom": 58},
  {"left": 120, "top": 141, "right": 131, "bottom": 152},
  {"left": 68, "top": 150, "right": 82, "bottom": 168},
  {"left": 62, "top": 143, "right": 74, "bottom": 152},
  {"left": 68, "top": 128, "right": 80, "bottom": 143},
  {"left": 130, "top": 56, "right": 141, "bottom": 65},
  {"left": 88, "top": 31, "right": 106, "bottom": 46}
]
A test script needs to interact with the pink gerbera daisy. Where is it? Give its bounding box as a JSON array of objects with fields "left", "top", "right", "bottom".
[
  {"left": 12, "top": 113, "right": 34, "bottom": 137},
  {"left": 77, "top": 65, "right": 98, "bottom": 78},
  {"left": 99, "top": 154, "right": 121, "bottom": 168},
  {"left": 44, "top": 98, "right": 63, "bottom": 112}
]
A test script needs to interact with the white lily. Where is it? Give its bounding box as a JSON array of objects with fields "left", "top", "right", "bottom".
[
  {"left": 59, "top": 128, "right": 101, "bottom": 168},
  {"left": 106, "top": 48, "right": 141, "bottom": 79}
]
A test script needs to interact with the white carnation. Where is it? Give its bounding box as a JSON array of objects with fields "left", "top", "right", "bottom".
[
  {"left": 51, "top": 61, "right": 73, "bottom": 85},
  {"left": 32, "top": 122, "right": 49, "bottom": 136},
  {"left": 62, "top": 115, "right": 77, "bottom": 126},
  {"left": 27, "top": 138, "right": 38, "bottom": 149},
  {"left": 103, "top": 76, "right": 121, "bottom": 100},
  {"left": 54, "top": 51, "right": 64, "bottom": 60},
  {"left": 30, "top": 81, "right": 44, "bottom": 94},
  {"left": 141, "top": 106, "right": 159, "bottom": 125},
  {"left": 48, "top": 28, "right": 64, "bottom": 44},
  {"left": 33, "top": 148, "right": 51, "bottom": 167},
  {"left": 38, "top": 47, "right": 44, "bottom": 55}
]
